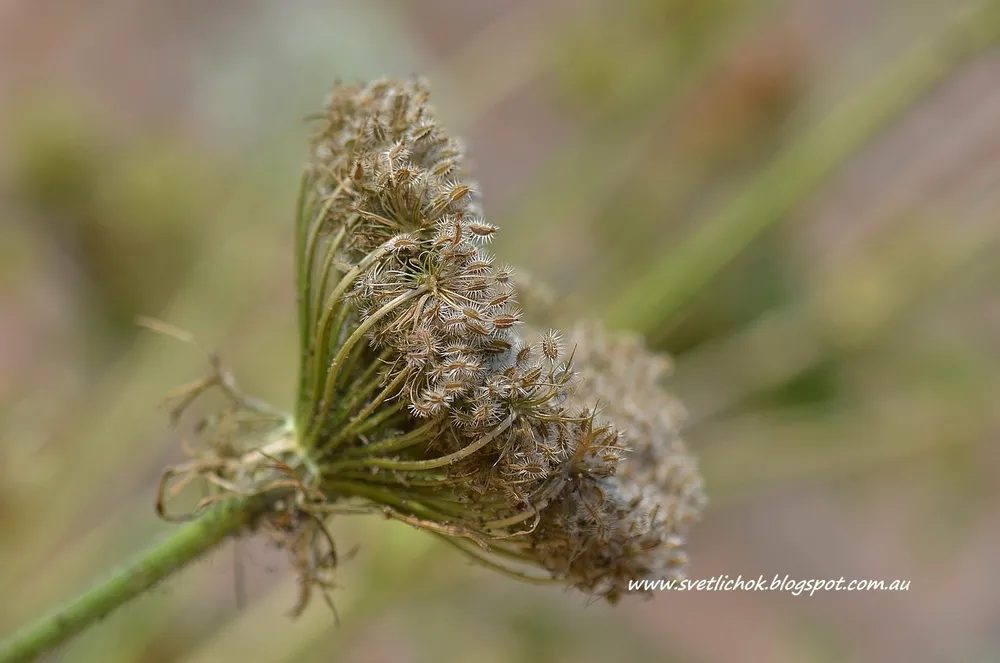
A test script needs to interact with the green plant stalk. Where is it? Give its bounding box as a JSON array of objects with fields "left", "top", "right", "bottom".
[
  {"left": 0, "top": 494, "right": 270, "bottom": 663},
  {"left": 294, "top": 173, "right": 314, "bottom": 426},
  {"left": 608, "top": 0, "right": 1000, "bottom": 334}
]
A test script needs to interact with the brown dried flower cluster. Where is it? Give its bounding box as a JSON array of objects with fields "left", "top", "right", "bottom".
[{"left": 285, "top": 77, "right": 705, "bottom": 602}]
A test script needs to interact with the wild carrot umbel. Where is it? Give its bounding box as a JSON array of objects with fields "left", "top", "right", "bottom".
[
  {"left": 1, "top": 79, "right": 706, "bottom": 663},
  {"left": 149, "top": 77, "right": 707, "bottom": 608},
  {"left": 158, "top": 78, "right": 705, "bottom": 605},
  {"left": 275, "top": 77, "right": 704, "bottom": 602}
]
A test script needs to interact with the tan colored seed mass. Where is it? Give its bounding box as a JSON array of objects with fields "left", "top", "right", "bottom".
[{"left": 300, "top": 77, "right": 705, "bottom": 601}]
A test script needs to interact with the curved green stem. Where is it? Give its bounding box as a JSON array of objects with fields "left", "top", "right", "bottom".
[
  {"left": 321, "top": 479, "right": 459, "bottom": 524},
  {"left": 307, "top": 245, "right": 393, "bottom": 421},
  {"left": 324, "top": 413, "right": 515, "bottom": 474},
  {"left": 434, "top": 535, "right": 563, "bottom": 586},
  {"left": 340, "top": 420, "right": 441, "bottom": 457},
  {"left": 0, "top": 494, "right": 273, "bottom": 663},
  {"left": 294, "top": 173, "right": 314, "bottom": 422},
  {"left": 307, "top": 287, "right": 427, "bottom": 447},
  {"left": 324, "top": 368, "right": 410, "bottom": 449}
]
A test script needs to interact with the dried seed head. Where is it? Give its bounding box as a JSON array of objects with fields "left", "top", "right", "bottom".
[{"left": 292, "top": 77, "right": 703, "bottom": 606}]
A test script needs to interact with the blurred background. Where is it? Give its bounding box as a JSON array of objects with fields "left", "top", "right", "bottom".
[{"left": 2, "top": 1, "right": 1000, "bottom": 661}]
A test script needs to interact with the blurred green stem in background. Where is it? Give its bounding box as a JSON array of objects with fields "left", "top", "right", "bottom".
[
  {"left": 0, "top": 494, "right": 271, "bottom": 663},
  {"left": 608, "top": 0, "right": 1000, "bottom": 335}
]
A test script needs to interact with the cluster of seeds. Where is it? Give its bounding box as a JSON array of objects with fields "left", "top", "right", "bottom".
[
  {"left": 534, "top": 323, "right": 707, "bottom": 600},
  {"left": 294, "top": 78, "right": 705, "bottom": 601}
]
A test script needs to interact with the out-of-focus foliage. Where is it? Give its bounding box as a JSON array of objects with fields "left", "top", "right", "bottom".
[{"left": 10, "top": 101, "right": 215, "bottom": 337}]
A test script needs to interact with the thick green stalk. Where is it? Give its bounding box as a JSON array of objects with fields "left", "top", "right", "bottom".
[{"left": 0, "top": 494, "right": 271, "bottom": 663}]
